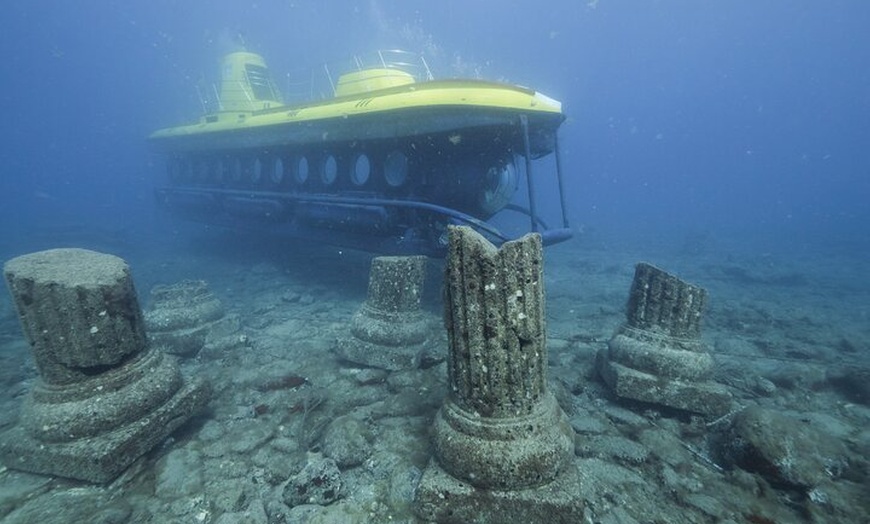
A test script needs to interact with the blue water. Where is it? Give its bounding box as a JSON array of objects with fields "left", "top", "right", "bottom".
[
  {"left": 1, "top": 1, "right": 867, "bottom": 261},
  {"left": 1, "top": 3, "right": 869, "bottom": 521}
]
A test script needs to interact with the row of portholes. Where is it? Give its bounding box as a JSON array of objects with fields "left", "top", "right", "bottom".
[{"left": 170, "top": 150, "right": 410, "bottom": 189}]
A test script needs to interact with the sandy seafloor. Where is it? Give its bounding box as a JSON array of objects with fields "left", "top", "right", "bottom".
[{"left": 0, "top": 223, "right": 868, "bottom": 524}]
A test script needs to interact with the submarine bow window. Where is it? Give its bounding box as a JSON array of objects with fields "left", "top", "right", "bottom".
[{"left": 479, "top": 160, "right": 518, "bottom": 215}]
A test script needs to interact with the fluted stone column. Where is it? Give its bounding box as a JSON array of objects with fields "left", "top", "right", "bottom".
[
  {"left": 414, "top": 226, "right": 583, "bottom": 524},
  {"left": 598, "top": 262, "right": 731, "bottom": 415},
  {"left": 335, "top": 256, "right": 436, "bottom": 370},
  {"left": 1, "top": 248, "right": 210, "bottom": 483},
  {"left": 7, "top": 249, "right": 147, "bottom": 385},
  {"left": 145, "top": 279, "right": 241, "bottom": 358}
]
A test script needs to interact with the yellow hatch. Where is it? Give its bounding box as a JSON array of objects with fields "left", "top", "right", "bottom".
[
  {"left": 335, "top": 68, "right": 416, "bottom": 97},
  {"left": 218, "top": 51, "right": 284, "bottom": 112}
]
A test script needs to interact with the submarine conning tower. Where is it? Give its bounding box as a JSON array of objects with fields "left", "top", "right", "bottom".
[{"left": 217, "top": 51, "right": 284, "bottom": 113}]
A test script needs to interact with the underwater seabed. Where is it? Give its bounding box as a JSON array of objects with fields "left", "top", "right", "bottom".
[{"left": 0, "top": 229, "right": 868, "bottom": 523}]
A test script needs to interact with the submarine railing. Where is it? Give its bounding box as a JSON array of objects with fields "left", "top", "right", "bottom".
[
  {"left": 519, "top": 113, "right": 571, "bottom": 234},
  {"left": 554, "top": 133, "right": 570, "bottom": 229},
  {"left": 299, "top": 50, "right": 434, "bottom": 99},
  {"left": 520, "top": 115, "right": 538, "bottom": 233}
]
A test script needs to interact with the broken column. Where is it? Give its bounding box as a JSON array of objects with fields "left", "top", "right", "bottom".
[
  {"left": 414, "top": 226, "right": 583, "bottom": 523},
  {"left": 1, "top": 248, "right": 211, "bottom": 483},
  {"left": 335, "top": 255, "right": 436, "bottom": 370},
  {"left": 597, "top": 262, "right": 731, "bottom": 415},
  {"left": 144, "top": 279, "right": 242, "bottom": 358}
]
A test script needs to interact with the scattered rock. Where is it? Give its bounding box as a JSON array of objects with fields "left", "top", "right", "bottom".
[
  {"left": 826, "top": 365, "right": 870, "bottom": 406},
  {"left": 252, "top": 445, "right": 305, "bottom": 485},
  {"left": 660, "top": 465, "right": 703, "bottom": 493},
  {"left": 208, "top": 477, "right": 255, "bottom": 514},
  {"left": 600, "top": 404, "right": 649, "bottom": 427},
  {"left": 0, "top": 472, "right": 51, "bottom": 519},
  {"left": 2, "top": 488, "right": 130, "bottom": 524},
  {"left": 322, "top": 416, "right": 373, "bottom": 468},
  {"left": 577, "top": 435, "right": 650, "bottom": 465},
  {"left": 212, "top": 499, "right": 268, "bottom": 524},
  {"left": 388, "top": 465, "right": 422, "bottom": 513},
  {"left": 155, "top": 448, "right": 204, "bottom": 498},
  {"left": 282, "top": 457, "right": 343, "bottom": 507},
  {"left": 750, "top": 375, "right": 777, "bottom": 396},
  {"left": 715, "top": 406, "right": 854, "bottom": 488},
  {"left": 228, "top": 424, "right": 275, "bottom": 454},
  {"left": 637, "top": 428, "right": 694, "bottom": 467},
  {"left": 349, "top": 368, "right": 389, "bottom": 386},
  {"left": 569, "top": 408, "right": 611, "bottom": 435}
]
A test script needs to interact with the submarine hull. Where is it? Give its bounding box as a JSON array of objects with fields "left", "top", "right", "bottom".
[{"left": 150, "top": 52, "right": 572, "bottom": 255}]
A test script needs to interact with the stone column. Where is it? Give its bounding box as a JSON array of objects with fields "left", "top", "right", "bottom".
[
  {"left": 1, "top": 248, "right": 210, "bottom": 483},
  {"left": 144, "top": 279, "right": 242, "bottom": 358},
  {"left": 598, "top": 262, "right": 732, "bottom": 415},
  {"left": 335, "top": 255, "right": 436, "bottom": 370},
  {"left": 414, "top": 226, "right": 583, "bottom": 523}
]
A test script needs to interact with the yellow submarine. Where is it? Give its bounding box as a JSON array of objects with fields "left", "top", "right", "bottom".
[{"left": 149, "top": 49, "right": 571, "bottom": 255}]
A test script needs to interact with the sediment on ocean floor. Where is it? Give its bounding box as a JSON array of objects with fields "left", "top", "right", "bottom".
[{"left": 0, "top": 239, "right": 867, "bottom": 523}]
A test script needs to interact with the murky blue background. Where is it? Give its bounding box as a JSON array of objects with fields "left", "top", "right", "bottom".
[{"left": 1, "top": 1, "right": 868, "bottom": 260}]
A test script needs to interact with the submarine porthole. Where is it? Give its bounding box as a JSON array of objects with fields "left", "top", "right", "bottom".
[
  {"left": 252, "top": 157, "right": 263, "bottom": 184},
  {"left": 479, "top": 159, "right": 518, "bottom": 215},
  {"left": 321, "top": 154, "right": 338, "bottom": 185},
  {"left": 350, "top": 153, "right": 371, "bottom": 186},
  {"left": 231, "top": 158, "right": 243, "bottom": 182},
  {"left": 384, "top": 150, "right": 409, "bottom": 187},
  {"left": 167, "top": 158, "right": 182, "bottom": 183},
  {"left": 197, "top": 159, "right": 210, "bottom": 181},
  {"left": 181, "top": 159, "right": 193, "bottom": 182},
  {"left": 294, "top": 156, "right": 309, "bottom": 185},
  {"left": 271, "top": 157, "right": 284, "bottom": 185},
  {"left": 214, "top": 157, "right": 226, "bottom": 182}
]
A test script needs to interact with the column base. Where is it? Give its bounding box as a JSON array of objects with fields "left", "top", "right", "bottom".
[
  {"left": 597, "top": 349, "right": 732, "bottom": 416},
  {"left": 413, "top": 458, "right": 584, "bottom": 524},
  {"left": 334, "top": 335, "right": 430, "bottom": 371},
  {"left": 433, "top": 392, "right": 574, "bottom": 490},
  {"left": 0, "top": 377, "right": 211, "bottom": 483}
]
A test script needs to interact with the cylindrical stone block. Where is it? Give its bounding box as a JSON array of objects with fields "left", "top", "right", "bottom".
[
  {"left": 4, "top": 248, "right": 147, "bottom": 385},
  {"left": 350, "top": 255, "right": 428, "bottom": 346},
  {"left": 444, "top": 227, "right": 546, "bottom": 418},
  {"left": 144, "top": 280, "right": 225, "bottom": 332},
  {"left": 625, "top": 262, "right": 707, "bottom": 341},
  {"left": 144, "top": 280, "right": 228, "bottom": 357},
  {"left": 365, "top": 256, "right": 426, "bottom": 313}
]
